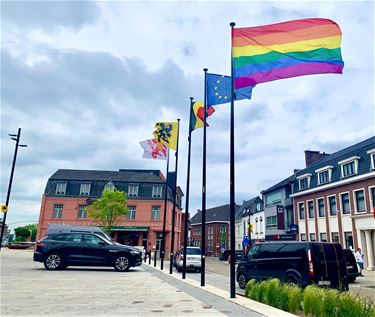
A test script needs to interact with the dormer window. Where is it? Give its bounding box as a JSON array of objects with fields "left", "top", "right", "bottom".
[
  {"left": 104, "top": 181, "right": 115, "bottom": 191},
  {"left": 339, "top": 156, "right": 360, "bottom": 178},
  {"left": 315, "top": 165, "right": 333, "bottom": 185},
  {"left": 128, "top": 184, "right": 139, "bottom": 197},
  {"left": 297, "top": 173, "right": 312, "bottom": 190},
  {"left": 80, "top": 183, "right": 91, "bottom": 196},
  {"left": 152, "top": 185, "right": 163, "bottom": 198},
  {"left": 367, "top": 149, "right": 375, "bottom": 170},
  {"left": 55, "top": 182, "right": 67, "bottom": 195}
]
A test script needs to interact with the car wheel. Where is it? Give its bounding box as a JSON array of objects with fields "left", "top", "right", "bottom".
[
  {"left": 44, "top": 252, "right": 64, "bottom": 270},
  {"left": 348, "top": 276, "right": 356, "bottom": 283},
  {"left": 237, "top": 272, "right": 247, "bottom": 289},
  {"left": 114, "top": 255, "right": 131, "bottom": 272},
  {"left": 286, "top": 275, "right": 300, "bottom": 286}
]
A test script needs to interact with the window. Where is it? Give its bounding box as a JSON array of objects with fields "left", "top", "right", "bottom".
[
  {"left": 151, "top": 206, "right": 160, "bottom": 220},
  {"left": 297, "top": 173, "right": 312, "bottom": 190},
  {"left": 371, "top": 187, "right": 375, "bottom": 209},
  {"left": 339, "top": 156, "right": 360, "bottom": 178},
  {"left": 315, "top": 166, "right": 333, "bottom": 185},
  {"left": 265, "top": 192, "right": 281, "bottom": 206},
  {"left": 104, "top": 181, "right": 115, "bottom": 191},
  {"left": 83, "top": 234, "right": 105, "bottom": 245},
  {"left": 299, "top": 202, "right": 305, "bottom": 220},
  {"left": 318, "top": 171, "right": 329, "bottom": 184},
  {"left": 152, "top": 185, "right": 163, "bottom": 198},
  {"left": 256, "top": 203, "right": 261, "bottom": 211},
  {"left": 300, "top": 233, "right": 306, "bottom": 241},
  {"left": 340, "top": 193, "right": 351, "bottom": 214},
  {"left": 331, "top": 232, "right": 339, "bottom": 243},
  {"left": 354, "top": 190, "right": 365, "bottom": 212},
  {"left": 80, "top": 183, "right": 91, "bottom": 196},
  {"left": 308, "top": 201, "right": 314, "bottom": 218},
  {"left": 328, "top": 196, "right": 337, "bottom": 216},
  {"left": 310, "top": 233, "right": 316, "bottom": 241},
  {"left": 77, "top": 205, "right": 87, "bottom": 219},
  {"left": 266, "top": 216, "right": 277, "bottom": 229},
  {"left": 344, "top": 232, "right": 353, "bottom": 249},
  {"left": 320, "top": 233, "right": 327, "bottom": 242},
  {"left": 367, "top": 149, "right": 375, "bottom": 170},
  {"left": 55, "top": 182, "right": 67, "bottom": 195},
  {"left": 317, "top": 199, "right": 325, "bottom": 217},
  {"left": 259, "top": 216, "right": 263, "bottom": 234},
  {"left": 127, "top": 205, "right": 136, "bottom": 220},
  {"left": 52, "top": 204, "right": 63, "bottom": 219},
  {"left": 128, "top": 185, "right": 139, "bottom": 197}
]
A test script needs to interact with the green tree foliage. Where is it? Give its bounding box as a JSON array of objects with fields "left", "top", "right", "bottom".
[
  {"left": 14, "top": 224, "right": 37, "bottom": 242},
  {"left": 85, "top": 189, "right": 128, "bottom": 234}
]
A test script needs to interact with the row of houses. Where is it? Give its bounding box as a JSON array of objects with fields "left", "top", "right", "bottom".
[{"left": 190, "top": 136, "right": 375, "bottom": 270}]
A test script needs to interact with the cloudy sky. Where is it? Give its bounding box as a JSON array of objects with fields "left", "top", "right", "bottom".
[{"left": 1, "top": 0, "right": 374, "bottom": 230}]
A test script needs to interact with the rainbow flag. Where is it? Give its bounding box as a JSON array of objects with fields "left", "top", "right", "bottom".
[{"left": 232, "top": 18, "right": 344, "bottom": 88}]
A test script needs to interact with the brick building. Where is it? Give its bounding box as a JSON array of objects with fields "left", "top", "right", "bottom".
[
  {"left": 291, "top": 137, "right": 375, "bottom": 270},
  {"left": 37, "top": 169, "right": 184, "bottom": 256}
]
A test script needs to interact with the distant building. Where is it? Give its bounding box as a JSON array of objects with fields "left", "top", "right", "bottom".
[
  {"left": 291, "top": 137, "right": 375, "bottom": 270},
  {"left": 0, "top": 218, "right": 10, "bottom": 245},
  {"left": 235, "top": 197, "right": 264, "bottom": 250},
  {"left": 37, "top": 169, "right": 184, "bottom": 257},
  {"left": 190, "top": 204, "right": 240, "bottom": 256}
]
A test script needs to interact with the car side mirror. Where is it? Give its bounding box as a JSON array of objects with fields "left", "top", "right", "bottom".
[{"left": 98, "top": 241, "right": 106, "bottom": 247}]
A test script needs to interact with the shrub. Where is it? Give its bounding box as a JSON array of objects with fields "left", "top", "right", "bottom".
[
  {"left": 277, "top": 284, "right": 290, "bottom": 311},
  {"left": 336, "top": 293, "right": 375, "bottom": 317},
  {"left": 321, "top": 289, "right": 338, "bottom": 317},
  {"left": 303, "top": 285, "right": 322, "bottom": 317},
  {"left": 266, "top": 279, "right": 281, "bottom": 307},
  {"left": 286, "top": 284, "right": 302, "bottom": 314},
  {"left": 245, "top": 279, "right": 257, "bottom": 298},
  {"left": 249, "top": 283, "right": 260, "bottom": 301},
  {"left": 257, "top": 280, "right": 269, "bottom": 303}
]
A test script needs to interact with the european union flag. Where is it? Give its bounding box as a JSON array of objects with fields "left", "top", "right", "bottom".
[{"left": 207, "top": 73, "right": 254, "bottom": 106}]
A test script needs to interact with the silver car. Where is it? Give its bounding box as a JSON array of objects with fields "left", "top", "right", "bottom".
[{"left": 176, "top": 247, "right": 201, "bottom": 272}]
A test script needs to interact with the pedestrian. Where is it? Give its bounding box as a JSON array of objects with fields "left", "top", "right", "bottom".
[{"left": 354, "top": 247, "right": 365, "bottom": 276}]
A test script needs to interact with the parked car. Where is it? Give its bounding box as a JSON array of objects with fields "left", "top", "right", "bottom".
[
  {"left": 219, "top": 250, "right": 244, "bottom": 263},
  {"left": 175, "top": 247, "right": 201, "bottom": 272},
  {"left": 236, "top": 242, "right": 348, "bottom": 291},
  {"left": 34, "top": 232, "right": 142, "bottom": 271},
  {"left": 343, "top": 249, "right": 359, "bottom": 283}
]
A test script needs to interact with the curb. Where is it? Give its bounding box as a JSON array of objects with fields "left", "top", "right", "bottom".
[{"left": 144, "top": 262, "right": 296, "bottom": 317}]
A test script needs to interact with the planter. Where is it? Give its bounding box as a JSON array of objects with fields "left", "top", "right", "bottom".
[{"left": 8, "top": 244, "right": 32, "bottom": 249}]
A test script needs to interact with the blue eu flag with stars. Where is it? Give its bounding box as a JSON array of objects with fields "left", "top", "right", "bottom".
[{"left": 207, "top": 73, "right": 254, "bottom": 106}]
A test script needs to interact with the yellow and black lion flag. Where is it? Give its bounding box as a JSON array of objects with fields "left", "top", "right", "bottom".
[{"left": 153, "top": 122, "right": 178, "bottom": 151}]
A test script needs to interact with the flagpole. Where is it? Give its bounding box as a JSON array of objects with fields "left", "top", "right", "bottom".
[
  {"left": 201, "top": 68, "right": 208, "bottom": 287},
  {"left": 229, "top": 22, "right": 236, "bottom": 299},
  {"left": 160, "top": 148, "right": 170, "bottom": 271},
  {"left": 182, "top": 97, "right": 194, "bottom": 279},
  {"left": 169, "top": 119, "right": 180, "bottom": 274}
]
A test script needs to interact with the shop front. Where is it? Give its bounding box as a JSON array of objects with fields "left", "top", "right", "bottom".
[{"left": 112, "top": 226, "right": 149, "bottom": 247}]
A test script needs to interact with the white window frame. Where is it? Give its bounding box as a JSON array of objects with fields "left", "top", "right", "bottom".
[
  {"left": 338, "top": 156, "right": 360, "bottom": 178},
  {"left": 297, "top": 173, "right": 312, "bottom": 190},
  {"left": 307, "top": 199, "right": 315, "bottom": 219},
  {"left": 128, "top": 184, "right": 139, "bottom": 197},
  {"left": 266, "top": 215, "right": 277, "bottom": 229},
  {"left": 79, "top": 183, "right": 91, "bottom": 196},
  {"left": 127, "top": 205, "right": 136, "bottom": 220},
  {"left": 316, "top": 197, "right": 325, "bottom": 218},
  {"left": 298, "top": 202, "right": 305, "bottom": 220},
  {"left": 353, "top": 188, "right": 366, "bottom": 213},
  {"left": 309, "top": 233, "right": 316, "bottom": 242},
  {"left": 315, "top": 165, "right": 333, "bottom": 185},
  {"left": 327, "top": 194, "right": 337, "bottom": 216},
  {"left": 52, "top": 204, "right": 63, "bottom": 219},
  {"left": 300, "top": 233, "right": 306, "bottom": 241},
  {"left": 151, "top": 205, "right": 160, "bottom": 220},
  {"left": 152, "top": 185, "right": 163, "bottom": 198},
  {"left": 369, "top": 185, "right": 375, "bottom": 210},
  {"left": 339, "top": 191, "right": 351, "bottom": 215},
  {"left": 367, "top": 149, "right": 375, "bottom": 170},
  {"left": 55, "top": 182, "right": 67, "bottom": 195},
  {"left": 77, "top": 205, "right": 87, "bottom": 219}
]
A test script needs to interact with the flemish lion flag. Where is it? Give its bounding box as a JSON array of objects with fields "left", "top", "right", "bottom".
[
  {"left": 153, "top": 122, "right": 178, "bottom": 151},
  {"left": 139, "top": 139, "right": 168, "bottom": 160}
]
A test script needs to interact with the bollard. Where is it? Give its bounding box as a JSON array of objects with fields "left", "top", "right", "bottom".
[{"left": 154, "top": 250, "right": 157, "bottom": 267}]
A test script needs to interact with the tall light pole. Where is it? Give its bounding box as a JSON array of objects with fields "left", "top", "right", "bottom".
[{"left": 0, "top": 128, "right": 27, "bottom": 250}]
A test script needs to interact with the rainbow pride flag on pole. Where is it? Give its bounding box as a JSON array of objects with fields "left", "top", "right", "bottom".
[{"left": 232, "top": 18, "right": 344, "bottom": 88}]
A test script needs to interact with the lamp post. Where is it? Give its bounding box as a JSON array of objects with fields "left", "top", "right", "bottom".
[{"left": 0, "top": 128, "right": 27, "bottom": 250}]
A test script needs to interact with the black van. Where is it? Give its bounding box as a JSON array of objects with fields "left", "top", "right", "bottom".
[
  {"left": 236, "top": 242, "right": 348, "bottom": 291},
  {"left": 343, "top": 249, "right": 359, "bottom": 283}
]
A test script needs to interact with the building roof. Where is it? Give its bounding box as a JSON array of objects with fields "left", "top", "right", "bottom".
[
  {"left": 235, "top": 196, "right": 263, "bottom": 219},
  {"left": 191, "top": 204, "right": 240, "bottom": 225},
  {"left": 49, "top": 169, "right": 164, "bottom": 183},
  {"left": 261, "top": 174, "right": 295, "bottom": 195}
]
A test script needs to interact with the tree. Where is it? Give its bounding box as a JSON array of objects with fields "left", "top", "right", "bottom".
[
  {"left": 14, "top": 224, "right": 37, "bottom": 242},
  {"left": 85, "top": 189, "right": 128, "bottom": 234}
]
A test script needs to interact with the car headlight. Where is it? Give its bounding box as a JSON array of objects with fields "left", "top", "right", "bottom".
[{"left": 130, "top": 250, "right": 140, "bottom": 255}]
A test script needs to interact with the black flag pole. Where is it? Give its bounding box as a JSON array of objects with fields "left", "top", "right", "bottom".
[
  {"left": 201, "top": 68, "right": 208, "bottom": 286},
  {"left": 160, "top": 148, "right": 170, "bottom": 270},
  {"left": 169, "top": 119, "right": 180, "bottom": 274},
  {"left": 229, "top": 22, "right": 236, "bottom": 299},
  {"left": 182, "top": 97, "right": 194, "bottom": 279}
]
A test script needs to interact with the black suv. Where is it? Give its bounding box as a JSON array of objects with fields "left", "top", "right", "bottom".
[
  {"left": 343, "top": 249, "right": 359, "bottom": 283},
  {"left": 236, "top": 242, "right": 348, "bottom": 291},
  {"left": 34, "top": 232, "right": 142, "bottom": 271}
]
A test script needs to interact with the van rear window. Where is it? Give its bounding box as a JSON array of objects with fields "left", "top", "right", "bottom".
[{"left": 187, "top": 248, "right": 201, "bottom": 255}]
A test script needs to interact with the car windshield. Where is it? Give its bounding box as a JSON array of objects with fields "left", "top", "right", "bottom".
[{"left": 187, "top": 248, "right": 201, "bottom": 255}]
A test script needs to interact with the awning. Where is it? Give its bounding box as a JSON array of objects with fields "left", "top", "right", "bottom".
[{"left": 112, "top": 226, "right": 149, "bottom": 232}]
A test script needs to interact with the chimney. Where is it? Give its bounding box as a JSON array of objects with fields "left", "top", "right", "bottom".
[{"left": 304, "top": 150, "right": 329, "bottom": 167}]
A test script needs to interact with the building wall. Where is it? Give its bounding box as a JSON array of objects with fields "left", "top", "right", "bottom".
[{"left": 191, "top": 222, "right": 229, "bottom": 256}]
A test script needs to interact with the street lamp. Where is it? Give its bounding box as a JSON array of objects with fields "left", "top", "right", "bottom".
[{"left": 0, "top": 128, "right": 27, "bottom": 250}]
